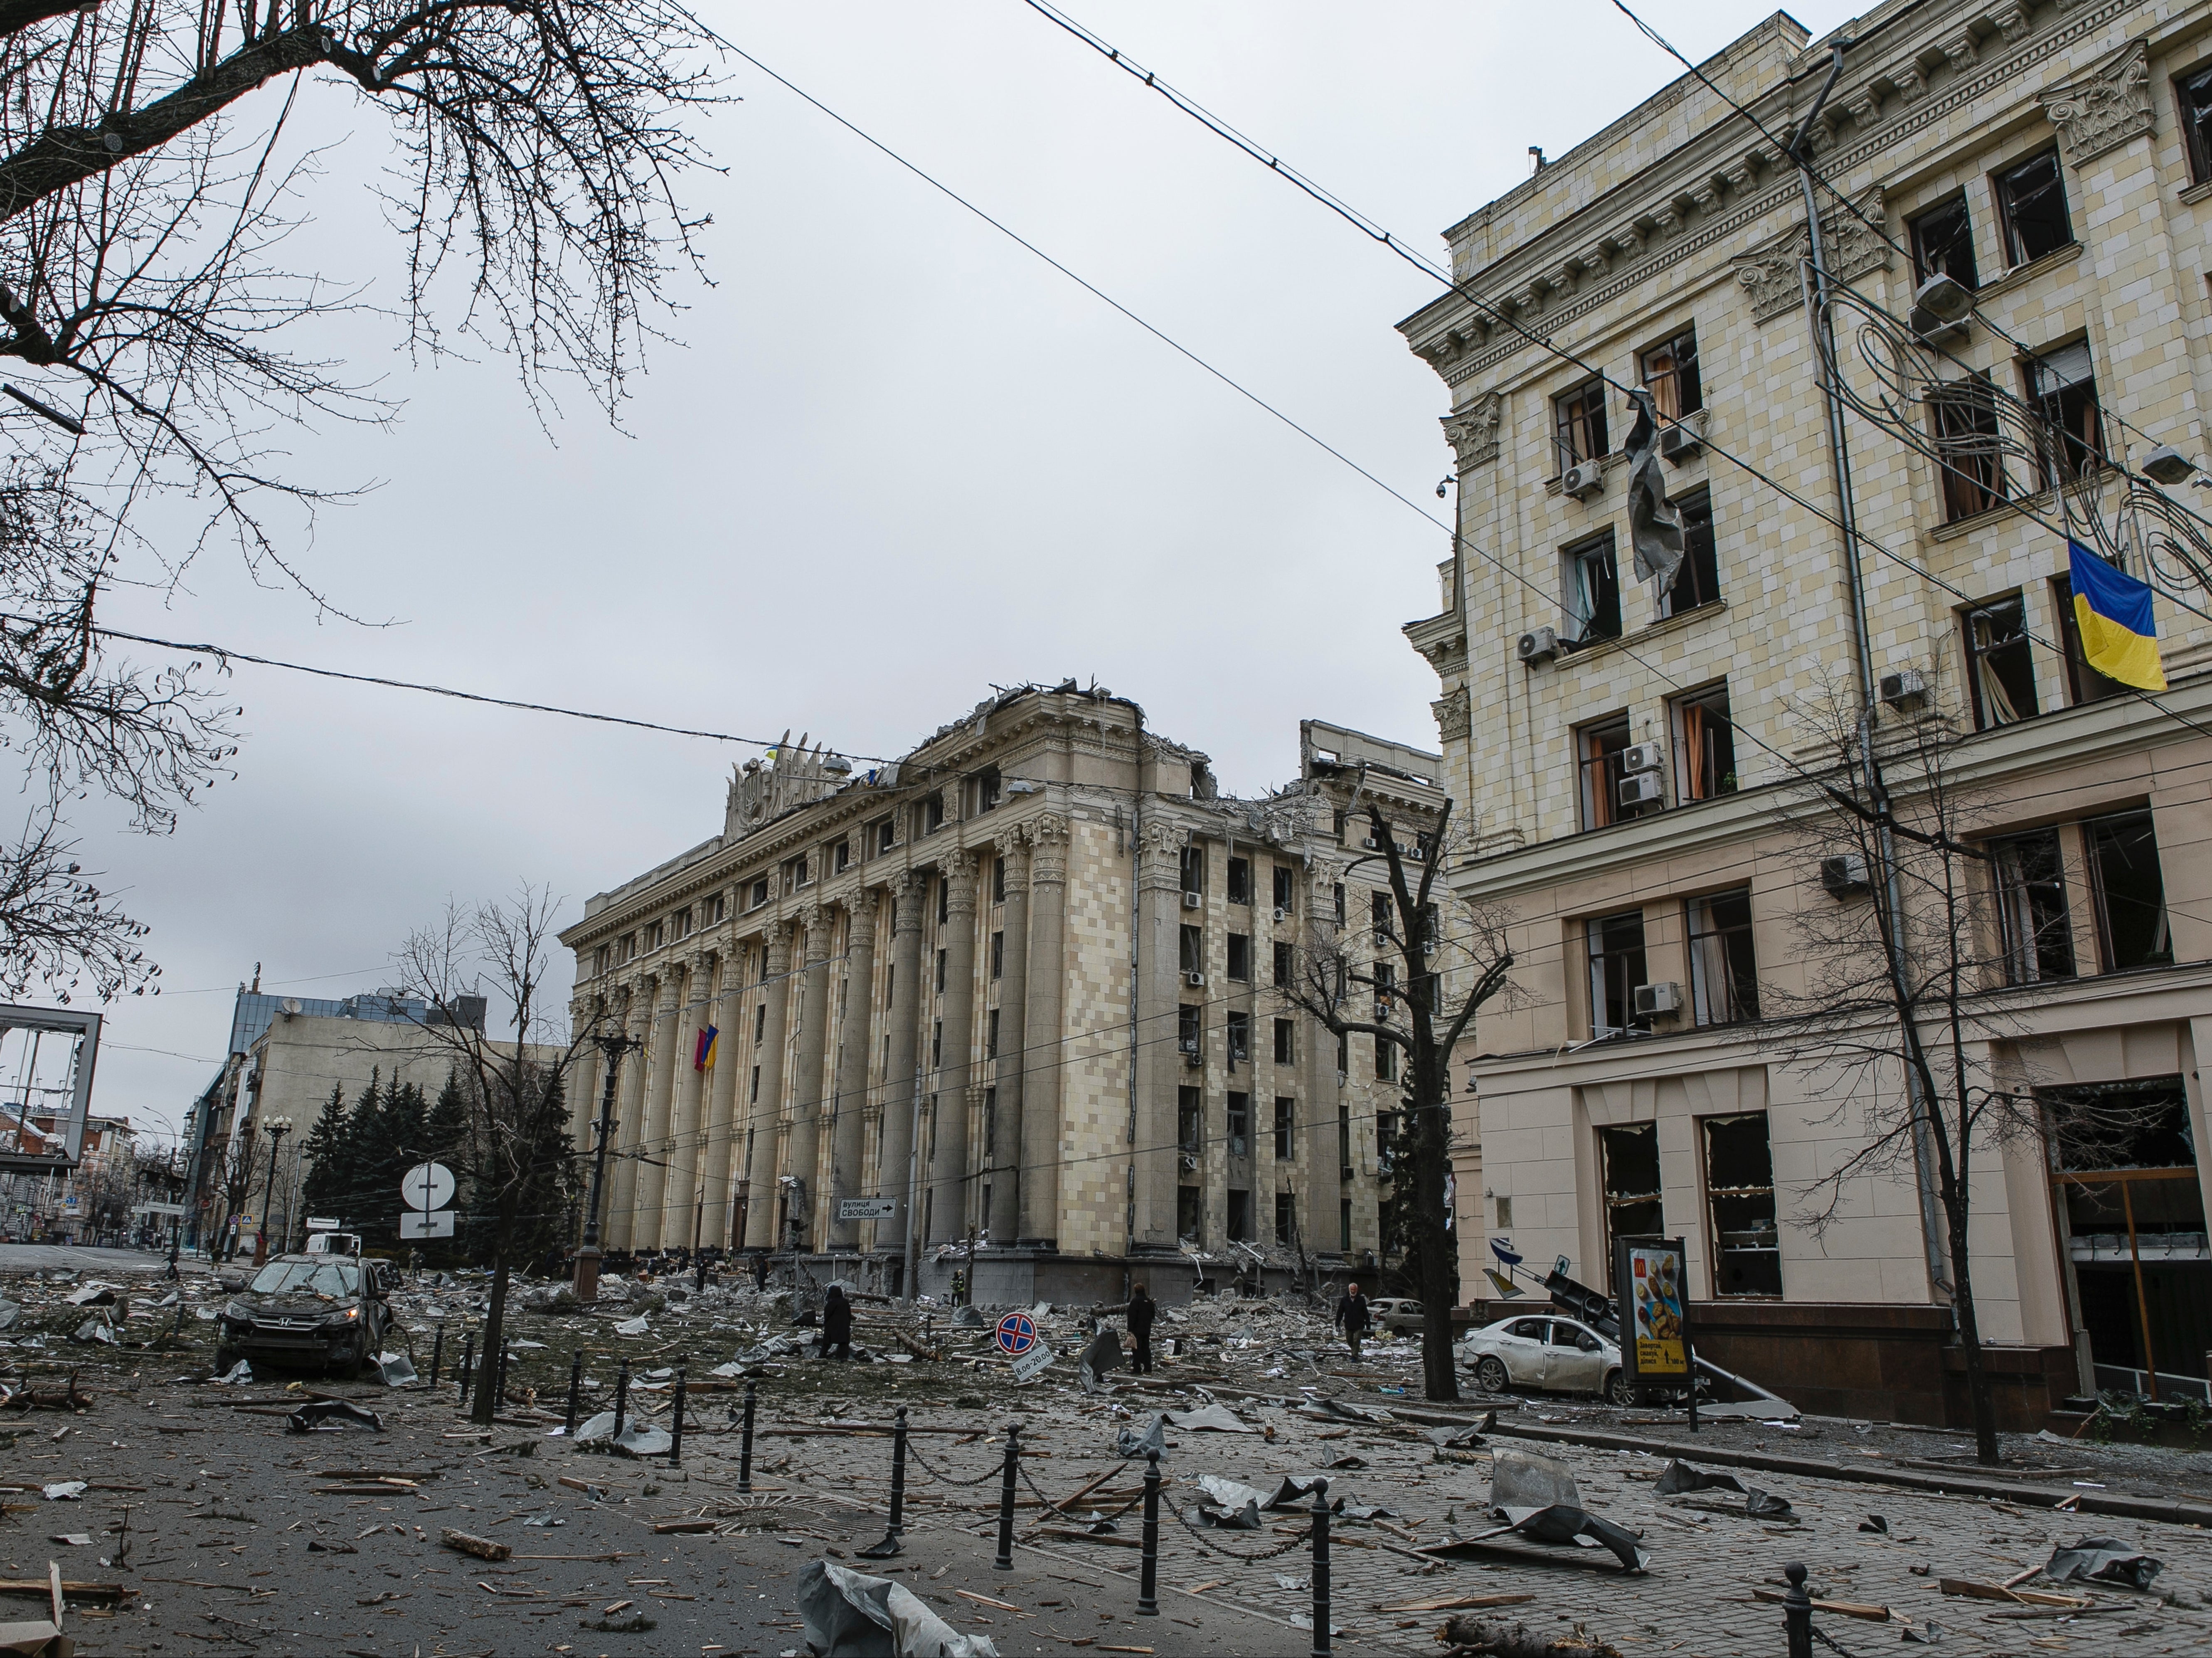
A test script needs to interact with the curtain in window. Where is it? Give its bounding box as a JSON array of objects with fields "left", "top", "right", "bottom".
[
  {"left": 1972, "top": 612, "right": 2024, "bottom": 724},
  {"left": 1688, "top": 923, "right": 1731, "bottom": 1022},
  {"left": 1682, "top": 702, "right": 1708, "bottom": 800},
  {"left": 1565, "top": 553, "right": 1596, "bottom": 638}
]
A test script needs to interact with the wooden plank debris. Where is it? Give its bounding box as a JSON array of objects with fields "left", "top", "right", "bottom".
[{"left": 438, "top": 1529, "right": 511, "bottom": 1563}]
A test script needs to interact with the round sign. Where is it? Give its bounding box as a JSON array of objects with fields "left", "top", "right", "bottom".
[
  {"left": 401, "top": 1161, "right": 456, "bottom": 1211},
  {"left": 995, "top": 1311, "right": 1037, "bottom": 1357}
]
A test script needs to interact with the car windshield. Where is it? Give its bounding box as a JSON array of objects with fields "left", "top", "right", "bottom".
[{"left": 248, "top": 1260, "right": 359, "bottom": 1299}]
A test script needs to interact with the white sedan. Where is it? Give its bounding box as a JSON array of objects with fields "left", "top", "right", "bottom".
[{"left": 1461, "top": 1313, "right": 1631, "bottom": 1404}]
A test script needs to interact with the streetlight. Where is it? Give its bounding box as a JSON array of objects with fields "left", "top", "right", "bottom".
[
  {"left": 573, "top": 1030, "right": 640, "bottom": 1304},
  {"left": 256, "top": 1116, "right": 293, "bottom": 1266}
]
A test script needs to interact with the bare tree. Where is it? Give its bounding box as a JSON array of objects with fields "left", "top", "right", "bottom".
[
  {"left": 1767, "top": 676, "right": 2160, "bottom": 1463},
  {"left": 1276, "top": 795, "right": 1514, "bottom": 1402},
  {"left": 392, "top": 885, "right": 587, "bottom": 1426},
  {"left": 0, "top": 0, "right": 725, "bottom": 998}
]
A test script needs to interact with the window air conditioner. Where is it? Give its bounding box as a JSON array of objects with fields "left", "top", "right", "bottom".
[
  {"left": 1633, "top": 980, "right": 1684, "bottom": 1017},
  {"left": 1185, "top": 970, "right": 1207, "bottom": 988},
  {"left": 1362, "top": 836, "right": 1381, "bottom": 850},
  {"left": 1185, "top": 1051, "right": 1205, "bottom": 1070},
  {"left": 1182, "top": 891, "right": 1204, "bottom": 910},
  {"left": 1618, "top": 771, "right": 1666, "bottom": 808},
  {"left": 1273, "top": 907, "right": 1289, "bottom": 923},
  {"left": 1878, "top": 668, "right": 1927, "bottom": 709},
  {"left": 1517, "top": 626, "right": 1560, "bottom": 665},
  {"left": 1621, "top": 741, "right": 1664, "bottom": 774},
  {"left": 1561, "top": 459, "right": 1604, "bottom": 499},
  {"left": 1820, "top": 854, "right": 1871, "bottom": 897},
  {"left": 1658, "top": 421, "right": 1703, "bottom": 463}
]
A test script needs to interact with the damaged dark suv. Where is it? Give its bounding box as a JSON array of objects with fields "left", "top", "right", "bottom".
[{"left": 214, "top": 1254, "right": 393, "bottom": 1376}]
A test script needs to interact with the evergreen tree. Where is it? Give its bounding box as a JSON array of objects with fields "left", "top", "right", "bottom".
[
  {"left": 460, "top": 1074, "right": 577, "bottom": 1271},
  {"left": 298, "top": 1082, "right": 351, "bottom": 1224}
]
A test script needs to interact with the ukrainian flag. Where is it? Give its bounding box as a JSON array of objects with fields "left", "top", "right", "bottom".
[
  {"left": 695, "top": 1025, "right": 717, "bottom": 1072},
  {"left": 2069, "top": 541, "right": 2167, "bottom": 692}
]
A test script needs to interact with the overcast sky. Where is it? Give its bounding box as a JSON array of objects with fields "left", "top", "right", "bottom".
[{"left": 66, "top": 0, "right": 1856, "bottom": 1147}]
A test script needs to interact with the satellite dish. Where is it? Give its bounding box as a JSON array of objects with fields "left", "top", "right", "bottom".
[{"left": 281, "top": 998, "right": 302, "bottom": 1016}]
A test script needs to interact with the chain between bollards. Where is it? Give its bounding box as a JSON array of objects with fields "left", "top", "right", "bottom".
[
  {"left": 565, "top": 1350, "right": 584, "bottom": 1434},
  {"left": 613, "top": 1357, "right": 631, "bottom": 1441},
  {"left": 1309, "top": 1485, "right": 1331, "bottom": 1658},
  {"left": 456, "top": 1333, "right": 475, "bottom": 1407},
  {"left": 738, "top": 1381, "right": 756, "bottom": 1493},
  {"left": 1783, "top": 1562, "right": 1812, "bottom": 1658},
  {"left": 993, "top": 1424, "right": 1020, "bottom": 1571},
  {"left": 1136, "top": 1449, "right": 1160, "bottom": 1616},
  {"left": 428, "top": 1323, "right": 445, "bottom": 1389},
  {"left": 669, "top": 1362, "right": 687, "bottom": 1467}
]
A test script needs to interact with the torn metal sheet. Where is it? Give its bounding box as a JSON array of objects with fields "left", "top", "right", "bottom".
[
  {"left": 372, "top": 1352, "right": 417, "bottom": 1387},
  {"left": 1491, "top": 1447, "right": 1581, "bottom": 1513},
  {"left": 2044, "top": 1537, "right": 2163, "bottom": 1589},
  {"left": 1114, "top": 1415, "right": 1166, "bottom": 1460},
  {"left": 286, "top": 1399, "right": 384, "bottom": 1434},
  {"left": 1164, "top": 1404, "right": 1251, "bottom": 1434},
  {"left": 796, "top": 1558, "right": 1001, "bottom": 1657}
]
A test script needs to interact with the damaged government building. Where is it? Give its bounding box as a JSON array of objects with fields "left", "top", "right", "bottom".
[{"left": 559, "top": 683, "right": 1443, "bottom": 1304}]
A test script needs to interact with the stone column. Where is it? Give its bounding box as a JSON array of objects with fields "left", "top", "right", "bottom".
[
  {"left": 606, "top": 983, "right": 651, "bottom": 1250},
  {"left": 827, "top": 887, "right": 882, "bottom": 1249},
  {"left": 926, "top": 852, "right": 980, "bottom": 1243},
  {"left": 988, "top": 832, "right": 1032, "bottom": 1242},
  {"left": 741, "top": 926, "right": 794, "bottom": 1250},
  {"left": 1017, "top": 815, "right": 1071, "bottom": 1244},
  {"left": 699, "top": 948, "right": 745, "bottom": 1251},
  {"left": 631, "top": 968, "right": 684, "bottom": 1251},
  {"left": 1304, "top": 859, "right": 1345, "bottom": 1257},
  {"left": 1131, "top": 820, "right": 1187, "bottom": 1251},
  {"left": 663, "top": 950, "right": 713, "bottom": 1254},
  {"left": 875, "top": 872, "right": 926, "bottom": 1259},
  {"left": 783, "top": 902, "right": 834, "bottom": 1251}
]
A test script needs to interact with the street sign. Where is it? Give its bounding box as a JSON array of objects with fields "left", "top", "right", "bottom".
[
  {"left": 131, "top": 1202, "right": 186, "bottom": 1218},
  {"left": 305, "top": 1216, "right": 340, "bottom": 1231},
  {"left": 399, "top": 1211, "right": 457, "bottom": 1240},
  {"left": 1010, "top": 1344, "right": 1055, "bottom": 1384},
  {"left": 994, "top": 1311, "right": 1037, "bottom": 1357},
  {"left": 835, "top": 1197, "right": 897, "bottom": 1220},
  {"left": 401, "top": 1163, "right": 456, "bottom": 1211}
]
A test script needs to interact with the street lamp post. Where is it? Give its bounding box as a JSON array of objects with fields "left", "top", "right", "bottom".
[
  {"left": 573, "top": 1032, "right": 639, "bottom": 1305},
  {"left": 255, "top": 1116, "right": 292, "bottom": 1266}
]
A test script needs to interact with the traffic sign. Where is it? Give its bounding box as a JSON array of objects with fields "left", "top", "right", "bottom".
[
  {"left": 401, "top": 1162, "right": 456, "bottom": 1211},
  {"left": 835, "top": 1197, "right": 896, "bottom": 1220},
  {"left": 1010, "top": 1344, "right": 1054, "bottom": 1384},
  {"left": 995, "top": 1311, "right": 1037, "bottom": 1357},
  {"left": 399, "top": 1211, "right": 456, "bottom": 1240}
]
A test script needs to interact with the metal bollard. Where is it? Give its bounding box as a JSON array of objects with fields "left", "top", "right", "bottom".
[
  {"left": 1309, "top": 1486, "right": 1331, "bottom": 1658},
  {"left": 1783, "top": 1562, "right": 1812, "bottom": 1658},
  {"left": 429, "top": 1324, "right": 446, "bottom": 1389},
  {"left": 738, "top": 1381, "right": 756, "bottom": 1493},
  {"left": 566, "top": 1350, "right": 584, "bottom": 1434},
  {"left": 613, "top": 1357, "right": 631, "bottom": 1441},
  {"left": 457, "top": 1334, "right": 475, "bottom": 1405},
  {"left": 669, "top": 1363, "right": 687, "bottom": 1467},
  {"left": 493, "top": 1343, "right": 510, "bottom": 1414},
  {"left": 859, "top": 1405, "right": 908, "bottom": 1558},
  {"left": 1136, "top": 1449, "right": 1160, "bottom": 1616},
  {"left": 993, "top": 1424, "right": 1020, "bottom": 1571}
]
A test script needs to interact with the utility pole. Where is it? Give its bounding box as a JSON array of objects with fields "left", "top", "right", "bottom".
[
  {"left": 254, "top": 1116, "right": 292, "bottom": 1266},
  {"left": 575, "top": 1030, "right": 640, "bottom": 1304}
]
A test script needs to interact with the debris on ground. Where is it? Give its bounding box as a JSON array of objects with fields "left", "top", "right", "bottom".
[
  {"left": 796, "top": 1557, "right": 1000, "bottom": 1658},
  {"left": 286, "top": 1399, "right": 384, "bottom": 1434},
  {"left": 1437, "top": 1610, "right": 1623, "bottom": 1657},
  {"left": 439, "top": 1528, "right": 511, "bottom": 1562},
  {"left": 2043, "top": 1536, "right": 2163, "bottom": 1589}
]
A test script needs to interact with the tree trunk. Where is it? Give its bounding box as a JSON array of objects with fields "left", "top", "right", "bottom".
[
  {"left": 1411, "top": 1087, "right": 1460, "bottom": 1402},
  {"left": 1946, "top": 1196, "right": 1999, "bottom": 1464}
]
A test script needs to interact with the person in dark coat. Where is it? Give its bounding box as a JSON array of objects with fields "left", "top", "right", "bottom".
[
  {"left": 751, "top": 1251, "right": 770, "bottom": 1292},
  {"left": 821, "top": 1285, "right": 854, "bottom": 1361},
  {"left": 1126, "top": 1283, "right": 1156, "bottom": 1374},
  {"left": 1335, "top": 1282, "right": 1372, "bottom": 1361}
]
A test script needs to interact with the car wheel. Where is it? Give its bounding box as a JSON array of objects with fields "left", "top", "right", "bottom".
[
  {"left": 212, "top": 1343, "right": 237, "bottom": 1374},
  {"left": 1604, "top": 1369, "right": 1633, "bottom": 1406},
  {"left": 1474, "top": 1355, "right": 1510, "bottom": 1394}
]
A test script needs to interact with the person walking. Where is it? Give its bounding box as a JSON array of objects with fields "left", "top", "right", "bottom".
[
  {"left": 1126, "top": 1283, "right": 1156, "bottom": 1375},
  {"left": 1335, "top": 1281, "right": 1372, "bottom": 1362},
  {"left": 821, "top": 1284, "right": 854, "bottom": 1362}
]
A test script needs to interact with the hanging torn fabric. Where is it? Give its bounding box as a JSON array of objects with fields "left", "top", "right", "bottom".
[{"left": 1624, "top": 389, "right": 1685, "bottom": 587}]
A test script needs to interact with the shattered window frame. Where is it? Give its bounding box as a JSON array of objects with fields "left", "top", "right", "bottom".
[{"left": 1701, "top": 1112, "right": 1783, "bottom": 1297}]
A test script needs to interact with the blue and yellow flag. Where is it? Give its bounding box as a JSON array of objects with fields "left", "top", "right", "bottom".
[
  {"left": 695, "top": 1025, "right": 717, "bottom": 1072},
  {"left": 2069, "top": 541, "right": 2167, "bottom": 692}
]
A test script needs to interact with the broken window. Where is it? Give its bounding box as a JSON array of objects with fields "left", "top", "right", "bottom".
[
  {"left": 754, "top": 1002, "right": 767, "bottom": 1043},
  {"left": 1576, "top": 713, "right": 1636, "bottom": 831},
  {"left": 938, "top": 876, "right": 949, "bottom": 926},
  {"left": 1274, "top": 866, "right": 1295, "bottom": 914},
  {"left": 1672, "top": 682, "right": 1736, "bottom": 802},
  {"left": 673, "top": 905, "right": 692, "bottom": 939},
  {"left": 2182, "top": 62, "right": 2212, "bottom": 183},
  {"left": 993, "top": 857, "right": 1006, "bottom": 904},
  {"left": 1274, "top": 1097, "right": 1295, "bottom": 1160},
  {"left": 1702, "top": 1113, "right": 1782, "bottom": 1297},
  {"left": 2086, "top": 810, "right": 2171, "bottom": 971},
  {"left": 1181, "top": 843, "right": 1206, "bottom": 896},
  {"left": 749, "top": 879, "right": 769, "bottom": 909},
  {"left": 986, "top": 1008, "right": 1000, "bottom": 1059},
  {"left": 1178, "top": 1004, "right": 1202, "bottom": 1056},
  {"left": 1273, "top": 941, "right": 1293, "bottom": 988},
  {"left": 1227, "top": 857, "right": 1252, "bottom": 904},
  {"left": 1909, "top": 191, "right": 1979, "bottom": 291},
  {"left": 1599, "top": 1122, "right": 1663, "bottom": 1292},
  {"left": 1180, "top": 924, "right": 1203, "bottom": 976},
  {"left": 972, "top": 766, "right": 1001, "bottom": 815},
  {"left": 983, "top": 1086, "right": 997, "bottom": 1152},
  {"left": 1376, "top": 1111, "right": 1398, "bottom": 1175},
  {"left": 1339, "top": 1197, "right": 1352, "bottom": 1252},
  {"left": 1177, "top": 1185, "right": 1202, "bottom": 1243},
  {"left": 1371, "top": 890, "right": 1393, "bottom": 940},
  {"left": 1177, "top": 1086, "right": 1203, "bottom": 1155},
  {"left": 1686, "top": 887, "right": 1760, "bottom": 1024},
  {"left": 1963, "top": 596, "right": 2038, "bottom": 728},
  {"left": 1562, "top": 530, "right": 1622, "bottom": 645},
  {"left": 1553, "top": 377, "right": 1609, "bottom": 470},
  {"left": 1931, "top": 377, "right": 2008, "bottom": 522},
  {"left": 2053, "top": 574, "right": 2127, "bottom": 707},
  {"left": 1375, "top": 1033, "right": 1397, "bottom": 1082},
  {"left": 1639, "top": 326, "right": 1702, "bottom": 421},
  {"left": 1227, "top": 1188, "right": 1252, "bottom": 1242},
  {"left": 1274, "top": 1017, "right": 1294, "bottom": 1065},
  {"left": 1658, "top": 491, "right": 1719, "bottom": 617},
  {"left": 1226, "top": 1011, "right": 1251, "bottom": 1065},
  {"left": 1276, "top": 1192, "right": 1297, "bottom": 1246},
  {"left": 922, "top": 791, "right": 946, "bottom": 835},
  {"left": 2025, "top": 339, "right": 2104, "bottom": 489},
  {"left": 1338, "top": 1102, "right": 1351, "bottom": 1172},
  {"left": 990, "top": 931, "right": 1004, "bottom": 979},
  {"left": 1227, "top": 1093, "right": 1250, "bottom": 1157},
  {"left": 872, "top": 817, "right": 897, "bottom": 857},
  {"left": 1991, "top": 828, "right": 2075, "bottom": 985},
  {"left": 935, "top": 948, "right": 947, "bottom": 994},
  {"left": 1333, "top": 883, "right": 1346, "bottom": 926},
  {"left": 833, "top": 840, "right": 851, "bottom": 875},
  {"left": 1586, "top": 909, "right": 1647, "bottom": 1039},
  {"left": 1995, "top": 146, "right": 2072, "bottom": 266},
  {"left": 1226, "top": 934, "right": 1251, "bottom": 982}
]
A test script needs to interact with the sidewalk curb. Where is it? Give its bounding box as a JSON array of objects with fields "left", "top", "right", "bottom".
[{"left": 1480, "top": 1419, "right": 2212, "bottom": 1529}]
